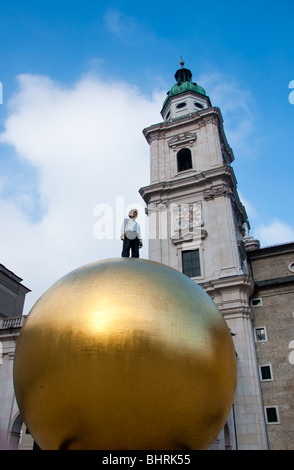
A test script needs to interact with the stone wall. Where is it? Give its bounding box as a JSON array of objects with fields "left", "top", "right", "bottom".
[{"left": 249, "top": 243, "right": 294, "bottom": 449}]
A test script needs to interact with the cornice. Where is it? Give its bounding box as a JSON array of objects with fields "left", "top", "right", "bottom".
[
  {"left": 142, "top": 107, "right": 223, "bottom": 144},
  {"left": 139, "top": 165, "right": 237, "bottom": 204},
  {"left": 199, "top": 274, "right": 255, "bottom": 319},
  {"left": 247, "top": 241, "right": 294, "bottom": 259}
]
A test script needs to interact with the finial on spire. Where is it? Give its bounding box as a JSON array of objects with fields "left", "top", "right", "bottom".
[{"left": 175, "top": 60, "right": 192, "bottom": 85}]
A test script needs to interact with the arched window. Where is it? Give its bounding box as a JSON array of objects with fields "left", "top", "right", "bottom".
[
  {"left": 8, "top": 413, "right": 23, "bottom": 449},
  {"left": 177, "top": 148, "right": 192, "bottom": 172}
]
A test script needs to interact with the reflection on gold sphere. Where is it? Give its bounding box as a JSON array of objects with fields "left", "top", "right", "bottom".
[{"left": 13, "top": 258, "right": 236, "bottom": 450}]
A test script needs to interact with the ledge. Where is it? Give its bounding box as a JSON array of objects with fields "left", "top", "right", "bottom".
[{"left": 254, "top": 275, "right": 294, "bottom": 288}]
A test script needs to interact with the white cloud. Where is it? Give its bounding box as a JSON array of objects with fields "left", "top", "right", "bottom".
[
  {"left": 198, "top": 72, "right": 262, "bottom": 157},
  {"left": 102, "top": 8, "right": 154, "bottom": 45},
  {"left": 254, "top": 219, "right": 294, "bottom": 247},
  {"left": 103, "top": 8, "right": 144, "bottom": 44},
  {"left": 103, "top": 9, "right": 135, "bottom": 39},
  {"left": 0, "top": 73, "right": 165, "bottom": 313},
  {"left": 238, "top": 192, "right": 294, "bottom": 247}
]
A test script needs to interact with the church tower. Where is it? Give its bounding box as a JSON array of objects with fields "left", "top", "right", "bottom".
[{"left": 139, "top": 61, "right": 268, "bottom": 450}]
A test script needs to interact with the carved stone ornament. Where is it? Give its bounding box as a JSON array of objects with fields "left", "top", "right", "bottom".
[
  {"left": 171, "top": 227, "right": 208, "bottom": 245},
  {"left": 149, "top": 132, "right": 164, "bottom": 143},
  {"left": 168, "top": 132, "right": 197, "bottom": 149},
  {"left": 203, "top": 184, "right": 233, "bottom": 200},
  {"left": 197, "top": 115, "right": 219, "bottom": 128}
]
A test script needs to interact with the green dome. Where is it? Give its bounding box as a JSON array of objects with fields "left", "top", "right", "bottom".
[
  {"left": 162, "top": 64, "right": 206, "bottom": 109},
  {"left": 163, "top": 82, "right": 206, "bottom": 108},
  {"left": 170, "top": 81, "right": 206, "bottom": 97}
]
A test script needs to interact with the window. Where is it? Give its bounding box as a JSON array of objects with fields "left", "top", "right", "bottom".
[
  {"left": 288, "top": 261, "right": 294, "bottom": 273},
  {"left": 182, "top": 250, "right": 201, "bottom": 278},
  {"left": 176, "top": 102, "right": 187, "bottom": 109},
  {"left": 265, "top": 406, "right": 279, "bottom": 424},
  {"left": 194, "top": 102, "right": 204, "bottom": 109},
  {"left": 177, "top": 148, "right": 192, "bottom": 172},
  {"left": 259, "top": 364, "right": 273, "bottom": 381},
  {"left": 251, "top": 298, "right": 262, "bottom": 307},
  {"left": 254, "top": 327, "right": 267, "bottom": 342}
]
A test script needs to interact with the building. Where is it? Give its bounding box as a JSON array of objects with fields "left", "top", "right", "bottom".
[
  {"left": 0, "top": 264, "right": 31, "bottom": 449},
  {"left": 249, "top": 242, "right": 294, "bottom": 449},
  {"left": 139, "top": 61, "right": 294, "bottom": 449}
]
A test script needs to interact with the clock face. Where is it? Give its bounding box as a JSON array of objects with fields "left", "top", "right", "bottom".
[{"left": 175, "top": 204, "right": 201, "bottom": 231}]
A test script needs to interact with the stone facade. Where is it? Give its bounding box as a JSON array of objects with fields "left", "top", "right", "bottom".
[
  {"left": 0, "top": 265, "right": 30, "bottom": 449},
  {"left": 0, "top": 265, "right": 30, "bottom": 320},
  {"left": 248, "top": 243, "right": 294, "bottom": 449}
]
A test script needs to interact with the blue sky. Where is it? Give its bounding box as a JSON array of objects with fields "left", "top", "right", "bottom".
[{"left": 0, "top": 0, "right": 293, "bottom": 312}]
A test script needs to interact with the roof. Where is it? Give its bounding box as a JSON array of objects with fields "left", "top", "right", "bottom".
[
  {"left": 0, "top": 263, "right": 31, "bottom": 292},
  {"left": 162, "top": 62, "right": 207, "bottom": 109},
  {"left": 0, "top": 264, "right": 23, "bottom": 283}
]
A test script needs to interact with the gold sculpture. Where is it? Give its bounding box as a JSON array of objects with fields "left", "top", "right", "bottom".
[{"left": 13, "top": 258, "right": 237, "bottom": 450}]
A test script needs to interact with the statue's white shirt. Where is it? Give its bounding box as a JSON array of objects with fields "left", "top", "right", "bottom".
[{"left": 121, "top": 217, "right": 142, "bottom": 241}]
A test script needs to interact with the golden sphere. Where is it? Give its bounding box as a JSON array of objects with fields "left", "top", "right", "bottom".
[{"left": 13, "top": 258, "right": 236, "bottom": 450}]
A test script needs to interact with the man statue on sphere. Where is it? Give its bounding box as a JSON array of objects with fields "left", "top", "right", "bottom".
[{"left": 121, "top": 209, "right": 143, "bottom": 258}]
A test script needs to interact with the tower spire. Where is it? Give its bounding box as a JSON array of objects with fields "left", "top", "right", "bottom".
[
  {"left": 160, "top": 60, "right": 210, "bottom": 120},
  {"left": 175, "top": 61, "right": 192, "bottom": 85}
]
